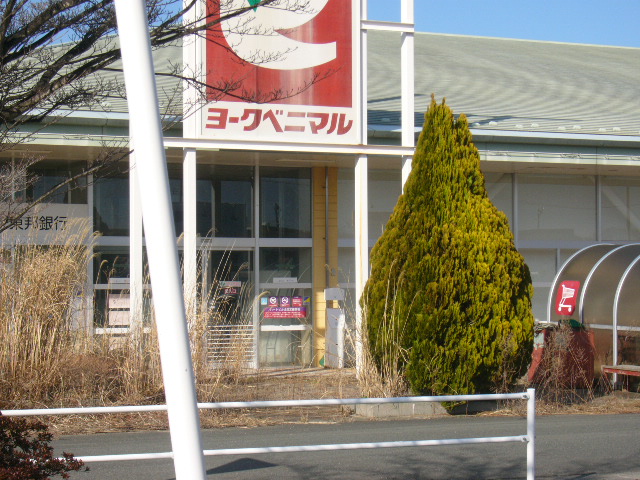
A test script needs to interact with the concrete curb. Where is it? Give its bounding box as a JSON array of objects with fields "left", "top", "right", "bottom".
[
  {"left": 354, "top": 400, "right": 501, "bottom": 418},
  {"left": 354, "top": 401, "right": 448, "bottom": 418}
]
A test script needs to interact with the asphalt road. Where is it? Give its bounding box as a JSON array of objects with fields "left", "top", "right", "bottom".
[{"left": 54, "top": 413, "right": 640, "bottom": 480}]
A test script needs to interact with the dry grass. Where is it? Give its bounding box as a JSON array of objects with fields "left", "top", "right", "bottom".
[
  {"left": 47, "top": 368, "right": 361, "bottom": 435},
  {"left": 0, "top": 225, "right": 95, "bottom": 408},
  {"left": 3, "top": 229, "right": 639, "bottom": 437},
  {"left": 1, "top": 229, "right": 362, "bottom": 435}
]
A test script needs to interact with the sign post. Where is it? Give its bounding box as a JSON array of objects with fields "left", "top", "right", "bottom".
[{"left": 113, "top": 1, "right": 206, "bottom": 478}]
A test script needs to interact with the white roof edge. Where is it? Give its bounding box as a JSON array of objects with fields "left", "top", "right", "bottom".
[
  {"left": 470, "top": 129, "right": 640, "bottom": 147},
  {"left": 416, "top": 31, "right": 640, "bottom": 50}
]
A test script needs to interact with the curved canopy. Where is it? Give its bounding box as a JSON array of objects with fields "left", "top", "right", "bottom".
[{"left": 548, "top": 243, "right": 640, "bottom": 330}]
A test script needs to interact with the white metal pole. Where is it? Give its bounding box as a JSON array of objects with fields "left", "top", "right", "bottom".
[
  {"left": 527, "top": 388, "right": 536, "bottom": 480},
  {"left": 113, "top": 2, "right": 207, "bottom": 479}
]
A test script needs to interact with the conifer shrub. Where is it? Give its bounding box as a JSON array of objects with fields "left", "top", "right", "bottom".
[{"left": 363, "top": 96, "right": 534, "bottom": 397}]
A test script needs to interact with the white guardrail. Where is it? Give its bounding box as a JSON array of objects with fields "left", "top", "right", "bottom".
[{"left": 2, "top": 389, "right": 536, "bottom": 480}]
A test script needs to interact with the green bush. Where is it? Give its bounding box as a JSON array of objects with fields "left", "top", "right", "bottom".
[
  {"left": 363, "top": 96, "right": 534, "bottom": 397},
  {"left": 0, "top": 414, "right": 85, "bottom": 479}
]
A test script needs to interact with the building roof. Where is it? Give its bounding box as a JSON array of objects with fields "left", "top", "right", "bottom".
[
  {"left": 369, "top": 31, "right": 640, "bottom": 138},
  {"left": 52, "top": 30, "right": 640, "bottom": 140}
]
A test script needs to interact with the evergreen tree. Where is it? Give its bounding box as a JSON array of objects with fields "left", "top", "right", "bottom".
[{"left": 363, "top": 96, "right": 534, "bottom": 396}]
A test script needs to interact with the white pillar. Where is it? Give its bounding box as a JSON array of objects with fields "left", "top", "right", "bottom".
[
  {"left": 354, "top": 155, "right": 369, "bottom": 373},
  {"left": 355, "top": 0, "right": 369, "bottom": 374},
  {"left": 183, "top": 148, "right": 198, "bottom": 316},
  {"left": 401, "top": 0, "right": 415, "bottom": 191},
  {"left": 113, "top": 2, "right": 206, "bottom": 479},
  {"left": 129, "top": 150, "right": 144, "bottom": 324}
]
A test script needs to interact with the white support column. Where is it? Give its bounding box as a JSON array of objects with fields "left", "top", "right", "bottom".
[
  {"left": 183, "top": 148, "right": 198, "bottom": 316},
  {"left": 354, "top": 0, "right": 369, "bottom": 374},
  {"left": 253, "top": 163, "right": 261, "bottom": 370},
  {"left": 113, "top": 2, "right": 206, "bottom": 479},
  {"left": 401, "top": 0, "right": 415, "bottom": 190},
  {"left": 129, "top": 150, "right": 144, "bottom": 325},
  {"left": 354, "top": 155, "right": 369, "bottom": 372},
  {"left": 86, "top": 170, "right": 95, "bottom": 332}
]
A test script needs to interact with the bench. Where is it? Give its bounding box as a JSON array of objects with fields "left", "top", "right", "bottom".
[{"left": 601, "top": 365, "right": 640, "bottom": 390}]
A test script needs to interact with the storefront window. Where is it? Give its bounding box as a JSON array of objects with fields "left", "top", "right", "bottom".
[
  {"left": 93, "top": 248, "right": 130, "bottom": 284},
  {"left": 337, "top": 168, "right": 402, "bottom": 242},
  {"left": 337, "top": 168, "right": 355, "bottom": 239},
  {"left": 22, "top": 160, "right": 87, "bottom": 204},
  {"left": 197, "top": 165, "right": 253, "bottom": 238},
  {"left": 94, "top": 176, "right": 129, "bottom": 236},
  {"left": 369, "top": 169, "right": 401, "bottom": 241},
  {"left": 485, "top": 172, "right": 513, "bottom": 228},
  {"left": 520, "top": 249, "right": 557, "bottom": 323},
  {"left": 518, "top": 174, "right": 596, "bottom": 242},
  {"left": 259, "top": 287, "right": 312, "bottom": 366},
  {"left": 601, "top": 176, "right": 640, "bottom": 241},
  {"left": 259, "top": 247, "right": 312, "bottom": 284},
  {"left": 206, "top": 250, "right": 253, "bottom": 325},
  {"left": 260, "top": 168, "right": 311, "bottom": 238}
]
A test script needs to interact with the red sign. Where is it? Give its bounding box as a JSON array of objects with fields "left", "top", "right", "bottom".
[
  {"left": 204, "top": 0, "right": 358, "bottom": 143},
  {"left": 263, "top": 307, "right": 307, "bottom": 319},
  {"left": 555, "top": 281, "right": 581, "bottom": 315},
  {"left": 292, "top": 296, "right": 303, "bottom": 307}
]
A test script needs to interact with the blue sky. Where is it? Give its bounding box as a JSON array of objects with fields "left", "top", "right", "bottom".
[{"left": 366, "top": 0, "right": 640, "bottom": 48}]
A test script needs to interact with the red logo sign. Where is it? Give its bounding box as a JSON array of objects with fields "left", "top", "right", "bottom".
[
  {"left": 555, "top": 281, "right": 581, "bottom": 315},
  {"left": 203, "top": 0, "right": 358, "bottom": 143}
]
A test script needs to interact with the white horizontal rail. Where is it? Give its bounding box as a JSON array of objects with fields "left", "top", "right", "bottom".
[
  {"left": 77, "top": 435, "right": 527, "bottom": 463},
  {"left": 1, "top": 389, "right": 536, "bottom": 480},
  {"left": 2, "top": 392, "right": 528, "bottom": 417}
]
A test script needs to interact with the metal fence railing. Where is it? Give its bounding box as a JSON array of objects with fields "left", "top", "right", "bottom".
[{"left": 2, "top": 388, "right": 536, "bottom": 480}]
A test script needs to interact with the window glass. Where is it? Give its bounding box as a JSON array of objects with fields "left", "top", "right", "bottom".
[
  {"left": 338, "top": 168, "right": 355, "bottom": 239},
  {"left": 208, "top": 250, "right": 252, "bottom": 285},
  {"left": 337, "top": 247, "right": 355, "bottom": 286},
  {"left": 369, "top": 169, "right": 401, "bottom": 242},
  {"left": 520, "top": 249, "right": 556, "bottom": 285},
  {"left": 18, "top": 160, "right": 88, "bottom": 204},
  {"left": 531, "top": 286, "right": 550, "bottom": 323},
  {"left": 167, "top": 164, "right": 184, "bottom": 236},
  {"left": 197, "top": 165, "right": 253, "bottom": 237},
  {"left": 260, "top": 168, "right": 311, "bottom": 238},
  {"left": 93, "top": 248, "right": 130, "bottom": 284},
  {"left": 93, "top": 175, "right": 129, "bottom": 236},
  {"left": 259, "top": 247, "right": 312, "bottom": 283},
  {"left": 337, "top": 168, "right": 402, "bottom": 242},
  {"left": 601, "top": 176, "right": 640, "bottom": 241},
  {"left": 485, "top": 172, "right": 513, "bottom": 228},
  {"left": 517, "top": 174, "right": 596, "bottom": 242},
  {"left": 259, "top": 287, "right": 312, "bottom": 366},
  {"left": 207, "top": 250, "right": 253, "bottom": 326}
]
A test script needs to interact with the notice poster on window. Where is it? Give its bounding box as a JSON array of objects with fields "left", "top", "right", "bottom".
[
  {"left": 201, "top": 0, "right": 360, "bottom": 144},
  {"left": 261, "top": 296, "right": 309, "bottom": 319}
]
